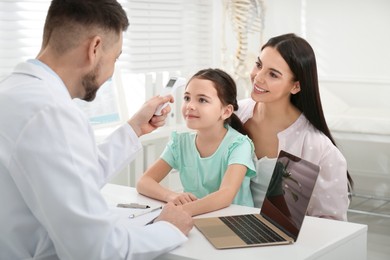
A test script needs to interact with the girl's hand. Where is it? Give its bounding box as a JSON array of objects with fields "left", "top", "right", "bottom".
[{"left": 166, "top": 192, "right": 198, "bottom": 205}]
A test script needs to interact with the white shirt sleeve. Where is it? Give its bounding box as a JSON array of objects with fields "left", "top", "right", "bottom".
[
  {"left": 95, "top": 123, "right": 143, "bottom": 187},
  {"left": 10, "top": 104, "right": 186, "bottom": 259}
]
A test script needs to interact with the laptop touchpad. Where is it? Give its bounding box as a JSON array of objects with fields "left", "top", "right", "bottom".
[{"left": 202, "top": 225, "right": 234, "bottom": 238}]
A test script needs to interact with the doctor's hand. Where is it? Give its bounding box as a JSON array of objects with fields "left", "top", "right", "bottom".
[
  {"left": 154, "top": 202, "right": 194, "bottom": 236},
  {"left": 128, "top": 95, "right": 174, "bottom": 137}
]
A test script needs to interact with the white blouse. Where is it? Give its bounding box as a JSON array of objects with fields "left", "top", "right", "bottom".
[
  {"left": 237, "top": 98, "right": 350, "bottom": 221},
  {"left": 251, "top": 157, "right": 277, "bottom": 208}
]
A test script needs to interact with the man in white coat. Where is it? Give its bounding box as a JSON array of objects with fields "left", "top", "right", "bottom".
[{"left": 0, "top": 0, "right": 193, "bottom": 259}]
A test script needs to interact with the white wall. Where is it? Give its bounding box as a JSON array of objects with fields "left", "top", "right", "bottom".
[
  {"left": 305, "top": 0, "right": 390, "bottom": 81},
  {"left": 111, "top": 0, "right": 390, "bottom": 195},
  {"left": 218, "top": 0, "right": 390, "bottom": 84},
  {"left": 217, "top": 0, "right": 390, "bottom": 197}
]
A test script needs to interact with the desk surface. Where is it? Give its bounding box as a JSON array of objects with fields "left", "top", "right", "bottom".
[{"left": 102, "top": 184, "right": 367, "bottom": 260}]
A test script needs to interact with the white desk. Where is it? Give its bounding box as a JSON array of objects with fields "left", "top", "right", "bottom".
[{"left": 102, "top": 184, "right": 367, "bottom": 260}]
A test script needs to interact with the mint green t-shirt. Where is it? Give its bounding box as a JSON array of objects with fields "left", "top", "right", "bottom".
[{"left": 161, "top": 125, "right": 256, "bottom": 207}]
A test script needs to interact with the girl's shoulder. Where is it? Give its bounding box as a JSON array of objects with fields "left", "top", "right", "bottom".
[
  {"left": 225, "top": 126, "right": 254, "bottom": 151},
  {"left": 166, "top": 131, "right": 197, "bottom": 157}
]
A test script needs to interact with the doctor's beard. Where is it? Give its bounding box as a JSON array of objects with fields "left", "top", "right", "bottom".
[{"left": 81, "top": 64, "right": 100, "bottom": 102}]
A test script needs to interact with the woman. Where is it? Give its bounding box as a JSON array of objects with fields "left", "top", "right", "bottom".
[{"left": 236, "top": 33, "right": 353, "bottom": 221}]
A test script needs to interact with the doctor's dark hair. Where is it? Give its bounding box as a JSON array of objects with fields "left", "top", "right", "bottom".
[
  {"left": 189, "top": 68, "right": 248, "bottom": 136},
  {"left": 262, "top": 33, "right": 353, "bottom": 191},
  {"left": 42, "top": 0, "right": 129, "bottom": 53}
]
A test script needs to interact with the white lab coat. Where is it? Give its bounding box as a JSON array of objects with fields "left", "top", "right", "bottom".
[{"left": 0, "top": 61, "right": 187, "bottom": 260}]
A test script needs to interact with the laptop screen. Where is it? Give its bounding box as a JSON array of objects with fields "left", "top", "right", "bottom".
[{"left": 260, "top": 150, "right": 320, "bottom": 241}]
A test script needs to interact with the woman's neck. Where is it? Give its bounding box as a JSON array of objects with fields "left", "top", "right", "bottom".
[{"left": 256, "top": 101, "right": 301, "bottom": 129}]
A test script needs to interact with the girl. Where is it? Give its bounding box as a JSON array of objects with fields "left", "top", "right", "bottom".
[
  {"left": 137, "top": 68, "right": 256, "bottom": 216},
  {"left": 236, "top": 33, "right": 353, "bottom": 221}
]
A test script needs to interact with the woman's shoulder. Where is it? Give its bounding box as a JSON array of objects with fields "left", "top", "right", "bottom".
[
  {"left": 299, "top": 116, "right": 334, "bottom": 144},
  {"left": 285, "top": 115, "right": 346, "bottom": 164},
  {"left": 236, "top": 98, "right": 256, "bottom": 123}
]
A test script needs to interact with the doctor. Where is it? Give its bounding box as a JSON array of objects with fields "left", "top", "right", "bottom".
[{"left": 0, "top": 0, "right": 193, "bottom": 259}]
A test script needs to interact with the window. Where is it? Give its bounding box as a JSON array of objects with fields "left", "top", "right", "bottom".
[
  {"left": 0, "top": 0, "right": 214, "bottom": 126},
  {"left": 119, "top": 0, "right": 213, "bottom": 74},
  {"left": 0, "top": 0, "right": 50, "bottom": 79}
]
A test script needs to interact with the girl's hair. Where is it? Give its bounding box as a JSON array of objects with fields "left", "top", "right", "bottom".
[
  {"left": 262, "top": 33, "right": 353, "bottom": 190},
  {"left": 190, "top": 68, "right": 248, "bottom": 136}
]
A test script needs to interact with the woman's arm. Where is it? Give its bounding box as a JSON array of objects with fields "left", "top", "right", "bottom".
[
  {"left": 136, "top": 159, "right": 197, "bottom": 203},
  {"left": 307, "top": 148, "right": 349, "bottom": 221},
  {"left": 182, "top": 164, "right": 247, "bottom": 216}
]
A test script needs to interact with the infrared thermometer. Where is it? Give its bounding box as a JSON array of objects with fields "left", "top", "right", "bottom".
[{"left": 154, "top": 76, "right": 186, "bottom": 115}]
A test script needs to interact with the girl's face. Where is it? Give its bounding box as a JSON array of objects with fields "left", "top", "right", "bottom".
[
  {"left": 182, "top": 78, "right": 232, "bottom": 131},
  {"left": 249, "top": 46, "right": 300, "bottom": 104}
]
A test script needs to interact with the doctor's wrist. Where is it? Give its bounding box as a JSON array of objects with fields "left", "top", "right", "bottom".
[{"left": 127, "top": 119, "right": 142, "bottom": 137}]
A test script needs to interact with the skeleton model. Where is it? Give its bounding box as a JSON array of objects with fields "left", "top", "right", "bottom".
[{"left": 223, "top": 0, "right": 265, "bottom": 97}]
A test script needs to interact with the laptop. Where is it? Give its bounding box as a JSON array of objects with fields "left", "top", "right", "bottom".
[{"left": 194, "top": 150, "right": 320, "bottom": 249}]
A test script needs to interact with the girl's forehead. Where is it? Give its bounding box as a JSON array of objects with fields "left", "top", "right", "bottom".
[
  {"left": 186, "top": 79, "right": 219, "bottom": 97},
  {"left": 187, "top": 78, "right": 215, "bottom": 90}
]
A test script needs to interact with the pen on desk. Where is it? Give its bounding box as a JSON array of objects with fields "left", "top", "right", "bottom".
[
  {"left": 145, "top": 216, "right": 158, "bottom": 225},
  {"left": 117, "top": 203, "right": 150, "bottom": 209},
  {"left": 129, "top": 206, "right": 163, "bottom": 219}
]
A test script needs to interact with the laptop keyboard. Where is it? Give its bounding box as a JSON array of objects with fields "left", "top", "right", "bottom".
[{"left": 219, "top": 214, "right": 286, "bottom": 244}]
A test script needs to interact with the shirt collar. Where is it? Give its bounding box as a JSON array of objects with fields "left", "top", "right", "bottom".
[{"left": 27, "top": 59, "right": 69, "bottom": 96}]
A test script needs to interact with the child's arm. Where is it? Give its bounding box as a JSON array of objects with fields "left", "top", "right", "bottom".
[
  {"left": 182, "top": 163, "right": 247, "bottom": 216},
  {"left": 136, "top": 159, "right": 197, "bottom": 203}
]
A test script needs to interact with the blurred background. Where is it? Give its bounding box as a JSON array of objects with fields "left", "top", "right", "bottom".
[{"left": 1, "top": 1, "right": 389, "bottom": 258}]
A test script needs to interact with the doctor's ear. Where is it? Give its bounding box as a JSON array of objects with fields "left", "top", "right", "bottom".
[
  {"left": 291, "top": 82, "right": 301, "bottom": 95},
  {"left": 87, "top": 36, "right": 102, "bottom": 65}
]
